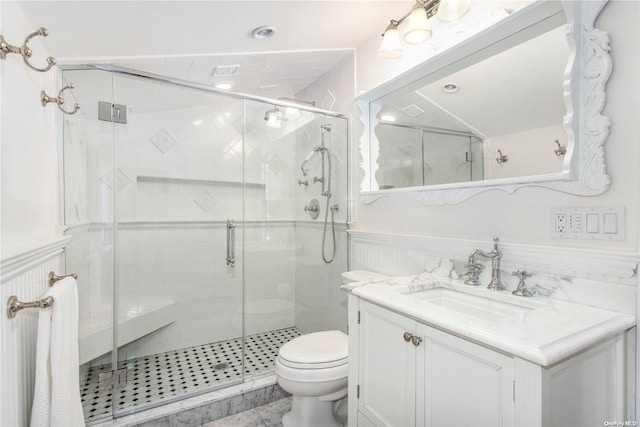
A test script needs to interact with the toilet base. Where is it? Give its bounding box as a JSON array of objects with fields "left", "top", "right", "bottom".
[{"left": 282, "top": 395, "right": 343, "bottom": 427}]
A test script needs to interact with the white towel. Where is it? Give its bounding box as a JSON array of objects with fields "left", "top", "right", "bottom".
[{"left": 30, "top": 277, "right": 85, "bottom": 427}]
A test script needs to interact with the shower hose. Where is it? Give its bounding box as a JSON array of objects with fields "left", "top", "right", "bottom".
[{"left": 321, "top": 149, "right": 336, "bottom": 264}]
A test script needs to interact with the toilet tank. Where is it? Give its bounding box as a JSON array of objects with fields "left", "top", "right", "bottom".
[{"left": 341, "top": 270, "right": 389, "bottom": 285}]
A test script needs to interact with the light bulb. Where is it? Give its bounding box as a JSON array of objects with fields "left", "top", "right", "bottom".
[
  {"left": 378, "top": 22, "right": 403, "bottom": 59},
  {"left": 404, "top": 5, "right": 432, "bottom": 44},
  {"left": 437, "top": 0, "right": 471, "bottom": 22}
]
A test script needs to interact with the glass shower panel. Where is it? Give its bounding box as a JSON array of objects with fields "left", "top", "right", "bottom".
[
  {"left": 422, "top": 132, "right": 475, "bottom": 185},
  {"left": 111, "top": 74, "right": 244, "bottom": 416},
  {"left": 292, "top": 115, "right": 349, "bottom": 335},
  {"left": 62, "top": 68, "right": 116, "bottom": 424},
  {"left": 242, "top": 99, "right": 300, "bottom": 373},
  {"left": 242, "top": 100, "right": 349, "bottom": 352},
  {"left": 469, "top": 137, "right": 485, "bottom": 182}
]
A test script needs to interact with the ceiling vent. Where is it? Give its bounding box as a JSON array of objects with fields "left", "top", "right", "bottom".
[
  {"left": 401, "top": 104, "right": 424, "bottom": 117},
  {"left": 212, "top": 65, "right": 240, "bottom": 77}
]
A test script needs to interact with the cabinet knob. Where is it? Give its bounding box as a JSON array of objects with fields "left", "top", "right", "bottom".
[
  {"left": 411, "top": 335, "right": 422, "bottom": 346},
  {"left": 403, "top": 332, "right": 413, "bottom": 342}
]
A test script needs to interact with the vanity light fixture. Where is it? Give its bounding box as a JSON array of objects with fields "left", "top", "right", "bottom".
[
  {"left": 379, "top": 20, "right": 403, "bottom": 59},
  {"left": 378, "top": 0, "right": 471, "bottom": 59}
]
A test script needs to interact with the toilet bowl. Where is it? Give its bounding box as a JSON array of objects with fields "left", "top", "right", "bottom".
[
  {"left": 275, "top": 271, "right": 389, "bottom": 427},
  {"left": 275, "top": 330, "right": 348, "bottom": 427}
]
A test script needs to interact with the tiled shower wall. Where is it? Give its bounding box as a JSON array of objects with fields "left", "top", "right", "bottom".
[
  {"left": 62, "top": 66, "right": 350, "bottom": 366},
  {"left": 67, "top": 223, "right": 299, "bottom": 363}
]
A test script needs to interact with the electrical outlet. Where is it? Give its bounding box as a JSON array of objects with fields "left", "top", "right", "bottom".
[
  {"left": 554, "top": 213, "right": 567, "bottom": 233},
  {"left": 552, "top": 207, "right": 625, "bottom": 240}
]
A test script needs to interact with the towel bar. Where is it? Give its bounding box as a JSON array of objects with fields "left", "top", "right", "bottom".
[
  {"left": 7, "top": 295, "right": 54, "bottom": 319},
  {"left": 49, "top": 271, "right": 77, "bottom": 286}
]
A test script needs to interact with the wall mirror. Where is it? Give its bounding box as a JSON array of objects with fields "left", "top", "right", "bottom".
[{"left": 357, "top": 0, "right": 611, "bottom": 205}]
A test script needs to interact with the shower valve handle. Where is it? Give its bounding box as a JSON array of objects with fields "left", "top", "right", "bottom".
[{"left": 304, "top": 199, "right": 320, "bottom": 220}]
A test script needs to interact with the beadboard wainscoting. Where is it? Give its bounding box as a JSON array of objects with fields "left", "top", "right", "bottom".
[
  {"left": 349, "top": 230, "right": 639, "bottom": 314},
  {"left": 0, "top": 237, "right": 71, "bottom": 426}
]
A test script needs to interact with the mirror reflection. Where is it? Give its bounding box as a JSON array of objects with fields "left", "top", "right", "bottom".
[{"left": 371, "top": 15, "right": 568, "bottom": 190}]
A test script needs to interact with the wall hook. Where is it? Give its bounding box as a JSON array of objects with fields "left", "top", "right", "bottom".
[
  {"left": 41, "top": 83, "right": 80, "bottom": 115},
  {"left": 0, "top": 27, "right": 57, "bottom": 72},
  {"left": 554, "top": 139, "right": 567, "bottom": 156},
  {"left": 496, "top": 149, "right": 508, "bottom": 164}
]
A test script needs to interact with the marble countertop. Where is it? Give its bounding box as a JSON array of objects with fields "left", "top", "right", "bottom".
[{"left": 343, "top": 273, "right": 636, "bottom": 366}]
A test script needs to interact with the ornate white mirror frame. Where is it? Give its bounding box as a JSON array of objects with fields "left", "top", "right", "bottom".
[{"left": 357, "top": 0, "right": 611, "bottom": 205}]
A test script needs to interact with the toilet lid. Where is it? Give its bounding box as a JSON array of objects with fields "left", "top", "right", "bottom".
[{"left": 278, "top": 330, "right": 348, "bottom": 368}]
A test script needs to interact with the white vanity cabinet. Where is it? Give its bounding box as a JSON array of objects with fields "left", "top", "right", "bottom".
[
  {"left": 348, "top": 295, "right": 631, "bottom": 427},
  {"left": 356, "top": 300, "right": 514, "bottom": 427}
]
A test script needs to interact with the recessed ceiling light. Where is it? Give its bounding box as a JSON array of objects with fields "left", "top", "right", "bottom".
[
  {"left": 252, "top": 26, "right": 276, "bottom": 39},
  {"left": 215, "top": 82, "right": 233, "bottom": 90},
  {"left": 442, "top": 83, "right": 459, "bottom": 93},
  {"left": 380, "top": 114, "right": 396, "bottom": 122}
]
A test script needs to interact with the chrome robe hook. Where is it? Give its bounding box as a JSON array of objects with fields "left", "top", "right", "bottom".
[
  {"left": 0, "top": 27, "right": 57, "bottom": 72},
  {"left": 41, "top": 83, "right": 80, "bottom": 115},
  {"left": 496, "top": 149, "right": 508, "bottom": 164}
]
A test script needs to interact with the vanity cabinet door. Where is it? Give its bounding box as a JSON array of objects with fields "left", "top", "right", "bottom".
[
  {"left": 358, "top": 301, "right": 417, "bottom": 427},
  {"left": 416, "top": 324, "right": 515, "bottom": 427}
]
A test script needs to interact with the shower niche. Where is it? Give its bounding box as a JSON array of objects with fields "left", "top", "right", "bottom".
[{"left": 60, "top": 66, "right": 349, "bottom": 422}]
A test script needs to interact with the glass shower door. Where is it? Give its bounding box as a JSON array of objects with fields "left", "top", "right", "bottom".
[{"left": 111, "top": 74, "right": 245, "bottom": 416}]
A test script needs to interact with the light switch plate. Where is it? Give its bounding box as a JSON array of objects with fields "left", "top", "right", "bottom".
[{"left": 551, "top": 207, "right": 625, "bottom": 240}]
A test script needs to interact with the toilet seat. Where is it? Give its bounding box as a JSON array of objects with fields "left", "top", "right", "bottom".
[{"left": 278, "top": 330, "right": 348, "bottom": 369}]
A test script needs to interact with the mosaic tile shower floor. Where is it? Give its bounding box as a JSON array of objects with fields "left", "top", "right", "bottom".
[{"left": 81, "top": 327, "right": 302, "bottom": 422}]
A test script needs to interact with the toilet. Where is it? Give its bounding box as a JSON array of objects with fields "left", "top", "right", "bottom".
[
  {"left": 275, "top": 271, "right": 389, "bottom": 427},
  {"left": 276, "top": 330, "right": 348, "bottom": 427}
]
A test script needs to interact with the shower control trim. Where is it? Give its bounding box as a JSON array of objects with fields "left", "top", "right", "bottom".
[
  {"left": 304, "top": 199, "right": 320, "bottom": 220},
  {"left": 298, "top": 179, "right": 309, "bottom": 187}
]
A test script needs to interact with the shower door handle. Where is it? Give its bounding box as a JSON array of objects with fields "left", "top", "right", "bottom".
[{"left": 226, "top": 219, "right": 236, "bottom": 268}]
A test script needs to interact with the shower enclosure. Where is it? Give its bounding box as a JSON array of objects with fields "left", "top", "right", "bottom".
[
  {"left": 374, "top": 122, "right": 484, "bottom": 189},
  {"left": 60, "top": 66, "right": 349, "bottom": 423}
]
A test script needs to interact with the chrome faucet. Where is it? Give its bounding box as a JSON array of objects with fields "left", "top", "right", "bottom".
[{"left": 464, "top": 238, "right": 504, "bottom": 291}]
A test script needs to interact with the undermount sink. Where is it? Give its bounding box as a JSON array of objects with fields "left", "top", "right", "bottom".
[{"left": 402, "top": 287, "right": 535, "bottom": 322}]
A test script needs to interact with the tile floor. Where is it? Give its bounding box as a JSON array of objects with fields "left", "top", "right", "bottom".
[{"left": 81, "top": 328, "right": 301, "bottom": 422}]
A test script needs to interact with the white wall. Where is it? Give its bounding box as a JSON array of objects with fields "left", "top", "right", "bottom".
[
  {"left": 0, "top": 2, "right": 59, "bottom": 257},
  {"left": 0, "top": 5, "right": 61, "bottom": 423},
  {"left": 354, "top": 0, "right": 640, "bottom": 252},
  {"left": 486, "top": 124, "right": 566, "bottom": 180},
  {"left": 353, "top": 0, "right": 640, "bottom": 418}
]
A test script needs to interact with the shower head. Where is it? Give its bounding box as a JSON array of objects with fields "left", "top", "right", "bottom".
[{"left": 321, "top": 124, "right": 332, "bottom": 132}]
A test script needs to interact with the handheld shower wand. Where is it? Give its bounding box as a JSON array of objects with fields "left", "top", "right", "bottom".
[
  {"left": 300, "top": 145, "right": 325, "bottom": 177},
  {"left": 300, "top": 147, "right": 319, "bottom": 176},
  {"left": 299, "top": 123, "right": 337, "bottom": 263}
]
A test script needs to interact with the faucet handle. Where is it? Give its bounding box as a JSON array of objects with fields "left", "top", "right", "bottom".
[
  {"left": 512, "top": 270, "right": 533, "bottom": 280},
  {"left": 463, "top": 262, "right": 484, "bottom": 286},
  {"left": 464, "top": 262, "right": 485, "bottom": 272},
  {"left": 512, "top": 270, "right": 533, "bottom": 297}
]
